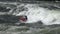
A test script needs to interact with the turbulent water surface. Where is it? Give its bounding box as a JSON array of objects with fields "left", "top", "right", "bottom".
[
  {"left": 14, "top": 4, "right": 60, "bottom": 25},
  {"left": 0, "top": 1, "right": 60, "bottom": 34}
]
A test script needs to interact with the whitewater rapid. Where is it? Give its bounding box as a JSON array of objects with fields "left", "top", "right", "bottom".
[{"left": 13, "top": 4, "right": 60, "bottom": 25}]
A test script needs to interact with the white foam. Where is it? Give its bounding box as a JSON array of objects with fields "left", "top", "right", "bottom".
[{"left": 15, "top": 4, "right": 60, "bottom": 25}]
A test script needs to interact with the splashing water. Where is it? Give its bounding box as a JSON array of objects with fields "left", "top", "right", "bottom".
[{"left": 15, "top": 4, "right": 60, "bottom": 25}]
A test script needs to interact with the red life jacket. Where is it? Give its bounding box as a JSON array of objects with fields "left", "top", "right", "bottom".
[{"left": 19, "top": 16, "right": 27, "bottom": 22}]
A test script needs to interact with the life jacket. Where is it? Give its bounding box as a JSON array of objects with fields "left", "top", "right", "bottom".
[{"left": 19, "top": 16, "right": 27, "bottom": 22}]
